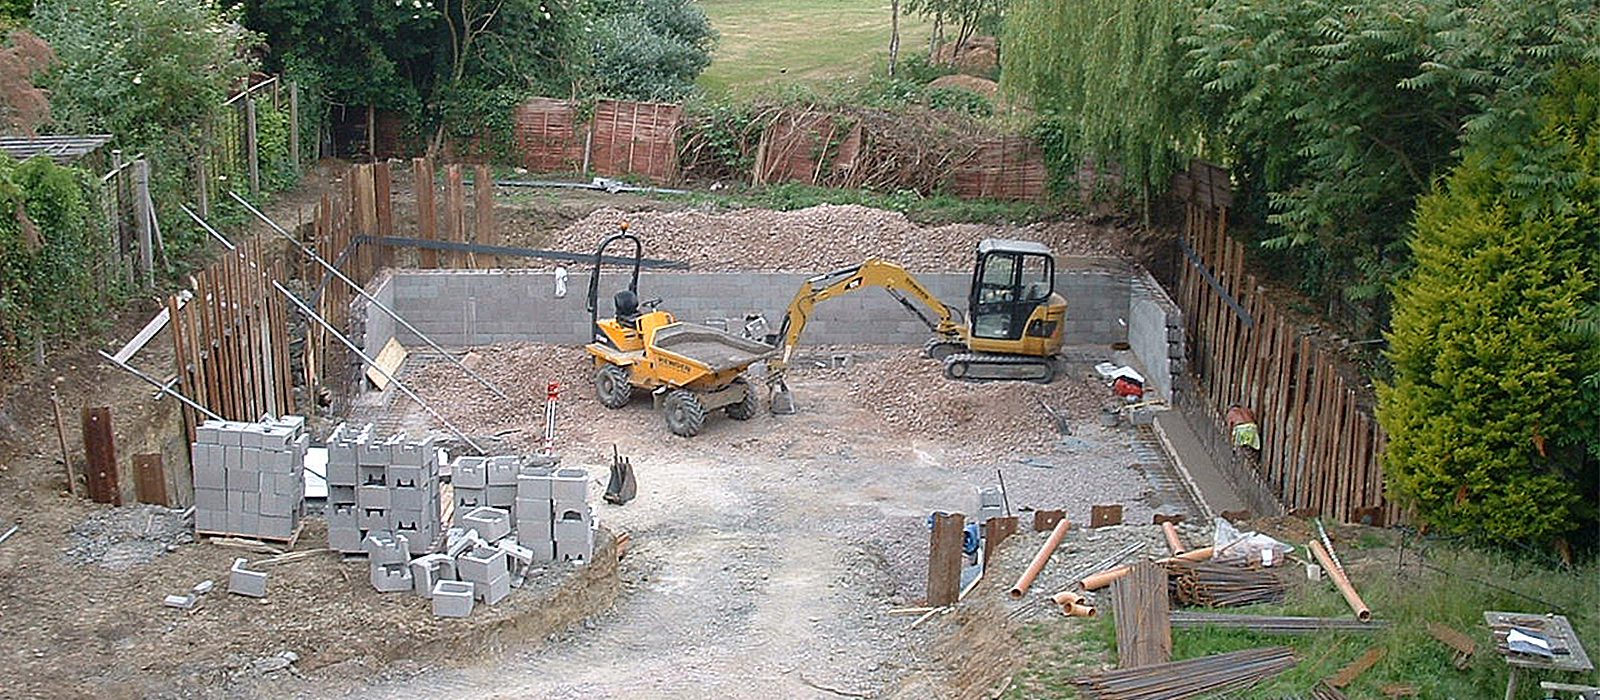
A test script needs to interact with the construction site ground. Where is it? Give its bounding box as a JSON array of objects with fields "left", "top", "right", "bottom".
[{"left": 0, "top": 173, "right": 1209, "bottom": 698}]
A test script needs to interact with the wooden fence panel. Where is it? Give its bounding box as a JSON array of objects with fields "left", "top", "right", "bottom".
[
  {"left": 1171, "top": 162, "right": 1392, "bottom": 522},
  {"left": 590, "top": 99, "right": 682, "bottom": 182}
]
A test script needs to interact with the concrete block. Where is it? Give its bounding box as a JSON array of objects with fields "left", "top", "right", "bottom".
[
  {"left": 517, "top": 514, "right": 553, "bottom": 542},
  {"left": 391, "top": 438, "right": 434, "bottom": 467},
  {"left": 163, "top": 593, "right": 197, "bottom": 610},
  {"left": 237, "top": 512, "right": 259, "bottom": 536},
  {"left": 228, "top": 558, "right": 268, "bottom": 597},
  {"left": 241, "top": 491, "right": 259, "bottom": 515},
  {"left": 227, "top": 465, "right": 257, "bottom": 493},
  {"left": 447, "top": 529, "right": 486, "bottom": 559},
  {"left": 359, "top": 438, "right": 389, "bottom": 466},
  {"left": 523, "top": 537, "right": 555, "bottom": 563},
  {"left": 259, "top": 491, "right": 298, "bottom": 517},
  {"left": 195, "top": 487, "right": 226, "bottom": 512},
  {"left": 239, "top": 424, "right": 265, "bottom": 449},
  {"left": 388, "top": 464, "right": 423, "bottom": 489},
  {"left": 196, "top": 421, "right": 222, "bottom": 445},
  {"left": 327, "top": 440, "right": 359, "bottom": 470},
  {"left": 432, "top": 580, "right": 475, "bottom": 618},
  {"left": 552, "top": 503, "right": 592, "bottom": 529},
  {"left": 357, "top": 484, "right": 392, "bottom": 510},
  {"left": 326, "top": 458, "right": 359, "bottom": 487},
  {"left": 453, "top": 456, "right": 487, "bottom": 489},
  {"left": 456, "top": 545, "right": 508, "bottom": 583},
  {"left": 226, "top": 490, "right": 244, "bottom": 512},
  {"left": 260, "top": 423, "right": 295, "bottom": 451},
  {"left": 460, "top": 506, "right": 512, "bottom": 543},
  {"left": 514, "top": 497, "right": 551, "bottom": 523},
  {"left": 476, "top": 573, "right": 511, "bottom": 605},
  {"left": 410, "top": 554, "right": 456, "bottom": 597},
  {"left": 486, "top": 456, "right": 518, "bottom": 486},
  {"left": 219, "top": 422, "right": 246, "bottom": 447},
  {"left": 327, "top": 503, "right": 358, "bottom": 530},
  {"left": 486, "top": 485, "right": 517, "bottom": 508},
  {"left": 496, "top": 540, "right": 534, "bottom": 583},
  {"left": 358, "top": 464, "right": 387, "bottom": 486},
  {"left": 363, "top": 531, "right": 409, "bottom": 565},
  {"left": 257, "top": 447, "right": 295, "bottom": 474},
  {"left": 370, "top": 561, "right": 413, "bottom": 593},
  {"left": 391, "top": 485, "right": 428, "bottom": 512},
  {"left": 272, "top": 414, "right": 306, "bottom": 436},
  {"left": 358, "top": 507, "right": 388, "bottom": 531},
  {"left": 327, "top": 524, "right": 364, "bottom": 553},
  {"left": 550, "top": 468, "right": 587, "bottom": 502},
  {"left": 259, "top": 515, "right": 295, "bottom": 540},
  {"left": 553, "top": 520, "right": 593, "bottom": 562}
]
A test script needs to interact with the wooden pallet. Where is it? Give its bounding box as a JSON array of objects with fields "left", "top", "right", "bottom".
[{"left": 198, "top": 521, "right": 306, "bottom": 553}]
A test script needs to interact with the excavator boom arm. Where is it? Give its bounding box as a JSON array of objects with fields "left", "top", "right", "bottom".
[{"left": 769, "top": 259, "right": 964, "bottom": 381}]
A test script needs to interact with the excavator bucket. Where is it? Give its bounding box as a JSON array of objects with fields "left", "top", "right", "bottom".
[{"left": 768, "top": 383, "right": 797, "bottom": 415}]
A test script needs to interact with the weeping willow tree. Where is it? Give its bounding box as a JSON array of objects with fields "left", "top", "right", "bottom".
[{"left": 1000, "top": 0, "right": 1206, "bottom": 205}]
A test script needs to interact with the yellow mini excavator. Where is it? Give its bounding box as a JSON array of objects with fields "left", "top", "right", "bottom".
[{"left": 762, "top": 238, "right": 1068, "bottom": 413}]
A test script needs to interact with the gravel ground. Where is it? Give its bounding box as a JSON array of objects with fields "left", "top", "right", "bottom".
[
  {"left": 312, "top": 342, "right": 1201, "bottom": 699},
  {"left": 546, "top": 205, "right": 1127, "bottom": 272},
  {"left": 62, "top": 503, "right": 194, "bottom": 570}
]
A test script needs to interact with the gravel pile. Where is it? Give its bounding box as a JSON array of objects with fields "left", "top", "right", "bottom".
[
  {"left": 397, "top": 345, "right": 598, "bottom": 451},
  {"left": 62, "top": 504, "right": 194, "bottom": 570},
  {"left": 549, "top": 205, "right": 1121, "bottom": 272},
  {"left": 847, "top": 348, "right": 1105, "bottom": 460}
]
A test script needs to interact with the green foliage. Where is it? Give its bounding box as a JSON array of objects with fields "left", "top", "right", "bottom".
[
  {"left": 0, "top": 0, "right": 27, "bottom": 24},
  {"left": 581, "top": 0, "right": 716, "bottom": 102},
  {"left": 1183, "top": 0, "right": 1600, "bottom": 303},
  {"left": 0, "top": 155, "right": 111, "bottom": 365},
  {"left": 242, "top": 0, "right": 436, "bottom": 112},
  {"left": 1001, "top": 0, "right": 1205, "bottom": 200},
  {"left": 904, "top": 0, "right": 1005, "bottom": 51},
  {"left": 1378, "top": 66, "right": 1600, "bottom": 543}
]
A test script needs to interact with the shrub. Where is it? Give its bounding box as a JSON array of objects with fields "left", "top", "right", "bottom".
[
  {"left": 1378, "top": 66, "right": 1600, "bottom": 543},
  {"left": 0, "top": 154, "right": 110, "bottom": 366}
]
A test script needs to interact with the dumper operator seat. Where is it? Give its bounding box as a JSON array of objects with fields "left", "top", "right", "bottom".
[{"left": 614, "top": 290, "right": 642, "bottom": 329}]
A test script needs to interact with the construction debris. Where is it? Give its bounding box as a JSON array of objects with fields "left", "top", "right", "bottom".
[
  {"left": 1425, "top": 621, "right": 1477, "bottom": 669},
  {"left": 63, "top": 503, "right": 195, "bottom": 569},
  {"left": 1081, "top": 546, "right": 1214, "bottom": 591},
  {"left": 228, "top": 557, "right": 269, "bottom": 598},
  {"left": 1327, "top": 646, "right": 1386, "bottom": 688},
  {"left": 1170, "top": 612, "right": 1389, "bottom": 634},
  {"left": 1072, "top": 646, "right": 1298, "bottom": 699},
  {"left": 1162, "top": 559, "right": 1288, "bottom": 608},
  {"left": 1112, "top": 561, "right": 1170, "bottom": 668}
]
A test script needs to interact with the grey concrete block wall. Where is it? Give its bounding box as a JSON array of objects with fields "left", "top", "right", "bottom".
[
  {"left": 1127, "top": 270, "right": 1184, "bottom": 401},
  {"left": 368, "top": 257, "right": 1141, "bottom": 350}
]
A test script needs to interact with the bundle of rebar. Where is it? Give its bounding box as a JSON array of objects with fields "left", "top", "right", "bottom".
[
  {"left": 1162, "top": 559, "right": 1287, "bottom": 608},
  {"left": 1170, "top": 612, "right": 1388, "bottom": 634},
  {"left": 1073, "top": 646, "right": 1299, "bottom": 699}
]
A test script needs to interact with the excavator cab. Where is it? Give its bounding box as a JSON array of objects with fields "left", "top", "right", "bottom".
[{"left": 965, "top": 239, "right": 1066, "bottom": 361}]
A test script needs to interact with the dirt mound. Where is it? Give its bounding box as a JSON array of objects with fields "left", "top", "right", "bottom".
[
  {"left": 849, "top": 347, "right": 1105, "bottom": 460},
  {"left": 934, "top": 36, "right": 999, "bottom": 76},
  {"left": 927, "top": 74, "right": 999, "bottom": 99},
  {"left": 550, "top": 205, "right": 1123, "bottom": 272}
]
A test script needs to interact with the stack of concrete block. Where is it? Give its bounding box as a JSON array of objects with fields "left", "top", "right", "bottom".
[
  {"left": 516, "top": 464, "right": 594, "bottom": 563},
  {"left": 325, "top": 424, "right": 442, "bottom": 555},
  {"left": 457, "top": 545, "right": 511, "bottom": 605},
  {"left": 450, "top": 455, "right": 516, "bottom": 521},
  {"left": 191, "top": 416, "right": 308, "bottom": 540}
]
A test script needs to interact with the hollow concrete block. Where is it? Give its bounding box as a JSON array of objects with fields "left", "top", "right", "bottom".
[
  {"left": 550, "top": 468, "right": 587, "bottom": 502},
  {"left": 228, "top": 558, "right": 268, "bottom": 598},
  {"left": 432, "top": 580, "right": 475, "bottom": 618},
  {"left": 453, "top": 456, "right": 488, "bottom": 489},
  {"left": 456, "top": 545, "right": 508, "bottom": 584},
  {"left": 460, "top": 506, "right": 512, "bottom": 543},
  {"left": 476, "top": 573, "right": 511, "bottom": 605},
  {"left": 370, "top": 561, "right": 413, "bottom": 593},
  {"left": 410, "top": 554, "right": 456, "bottom": 598}
]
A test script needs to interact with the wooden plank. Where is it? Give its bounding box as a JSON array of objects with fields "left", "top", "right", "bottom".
[
  {"left": 1113, "top": 561, "right": 1171, "bottom": 668},
  {"left": 444, "top": 164, "right": 466, "bottom": 268},
  {"left": 374, "top": 159, "right": 393, "bottom": 268},
  {"left": 1328, "top": 646, "right": 1385, "bottom": 688},
  {"left": 81, "top": 406, "right": 121, "bottom": 505},
  {"left": 1287, "top": 336, "right": 1314, "bottom": 509},
  {"left": 365, "top": 337, "right": 408, "bottom": 390},
  {"left": 474, "top": 164, "right": 496, "bottom": 268},
  {"left": 416, "top": 158, "right": 437, "bottom": 268},
  {"left": 927, "top": 512, "right": 964, "bottom": 607},
  {"left": 133, "top": 453, "right": 169, "bottom": 506}
]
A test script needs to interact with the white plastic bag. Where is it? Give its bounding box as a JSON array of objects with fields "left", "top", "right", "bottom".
[{"left": 1212, "top": 517, "right": 1293, "bottom": 566}]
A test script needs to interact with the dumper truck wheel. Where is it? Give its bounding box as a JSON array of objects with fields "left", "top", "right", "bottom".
[
  {"left": 595, "top": 364, "right": 632, "bottom": 409},
  {"left": 663, "top": 389, "right": 706, "bottom": 437},
  {"left": 724, "top": 377, "right": 758, "bottom": 420}
]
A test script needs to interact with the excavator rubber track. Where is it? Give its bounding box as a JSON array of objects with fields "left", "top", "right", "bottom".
[{"left": 942, "top": 353, "right": 1056, "bottom": 384}]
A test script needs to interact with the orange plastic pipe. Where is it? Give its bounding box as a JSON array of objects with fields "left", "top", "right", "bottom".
[
  {"left": 1065, "top": 603, "right": 1097, "bottom": 617},
  {"left": 1308, "top": 539, "right": 1372, "bottom": 622},
  {"left": 1080, "top": 546, "right": 1215, "bottom": 591},
  {"left": 1162, "top": 521, "right": 1186, "bottom": 554},
  {"left": 1051, "top": 590, "right": 1087, "bottom": 607},
  {"left": 1009, "top": 518, "right": 1071, "bottom": 599}
]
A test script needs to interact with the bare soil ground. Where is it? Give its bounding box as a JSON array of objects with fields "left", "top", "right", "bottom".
[{"left": 283, "top": 345, "right": 1201, "bottom": 698}]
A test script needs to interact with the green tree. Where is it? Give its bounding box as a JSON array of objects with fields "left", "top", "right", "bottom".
[
  {"left": 1377, "top": 66, "right": 1600, "bottom": 543},
  {"left": 1001, "top": 0, "right": 1206, "bottom": 207},
  {"left": 581, "top": 0, "right": 716, "bottom": 102},
  {"left": 0, "top": 154, "right": 107, "bottom": 364}
]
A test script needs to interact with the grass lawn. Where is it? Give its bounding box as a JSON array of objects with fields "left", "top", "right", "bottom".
[
  {"left": 1005, "top": 530, "right": 1600, "bottom": 699},
  {"left": 697, "top": 0, "right": 935, "bottom": 95}
]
